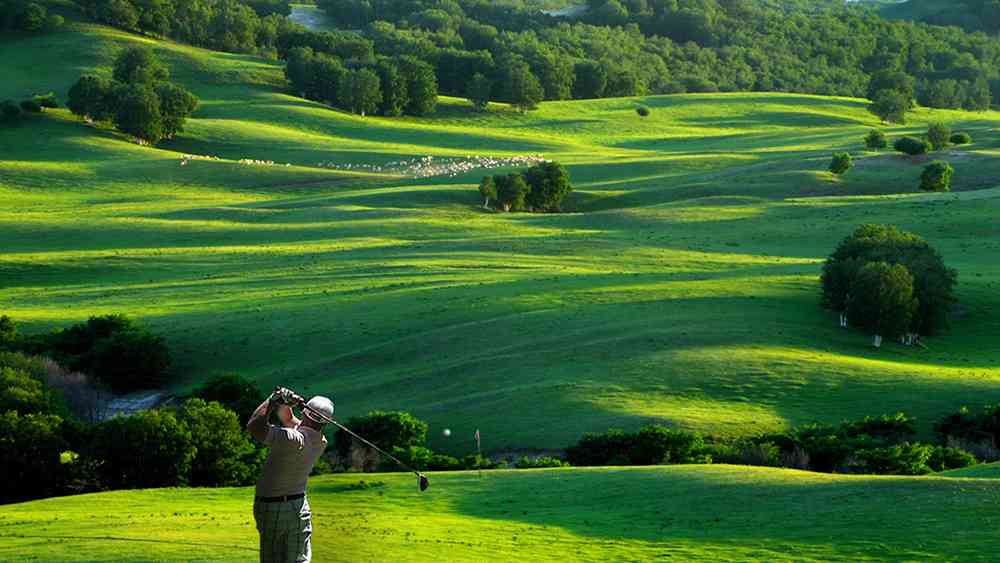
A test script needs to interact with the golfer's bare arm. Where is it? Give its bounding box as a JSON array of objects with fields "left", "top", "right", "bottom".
[{"left": 247, "top": 398, "right": 273, "bottom": 443}]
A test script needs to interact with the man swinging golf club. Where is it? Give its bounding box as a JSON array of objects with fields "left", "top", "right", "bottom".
[{"left": 247, "top": 388, "right": 333, "bottom": 563}]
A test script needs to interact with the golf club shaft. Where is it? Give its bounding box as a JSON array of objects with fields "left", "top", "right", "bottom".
[{"left": 298, "top": 401, "right": 427, "bottom": 479}]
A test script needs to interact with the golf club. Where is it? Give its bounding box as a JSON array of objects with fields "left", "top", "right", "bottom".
[{"left": 273, "top": 387, "right": 430, "bottom": 492}]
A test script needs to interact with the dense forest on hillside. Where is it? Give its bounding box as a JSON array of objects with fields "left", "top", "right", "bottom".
[
  {"left": 63, "top": 0, "right": 1000, "bottom": 110},
  {"left": 879, "top": 0, "right": 1000, "bottom": 34}
]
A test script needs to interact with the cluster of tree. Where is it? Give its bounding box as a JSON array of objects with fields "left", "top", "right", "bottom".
[
  {"left": 67, "top": 47, "right": 199, "bottom": 144},
  {"left": 77, "top": 0, "right": 295, "bottom": 55},
  {"left": 0, "top": 355, "right": 274, "bottom": 504},
  {"left": 0, "top": 0, "right": 63, "bottom": 32},
  {"left": 883, "top": 0, "right": 1000, "bottom": 35},
  {"left": 934, "top": 403, "right": 1000, "bottom": 461},
  {"left": 6, "top": 314, "right": 172, "bottom": 394},
  {"left": 284, "top": 47, "right": 437, "bottom": 116},
  {"left": 308, "top": 0, "right": 1000, "bottom": 110},
  {"left": 477, "top": 161, "right": 572, "bottom": 212},
  {"left": 563, "top": 412, "right": 978, "bottom": 476},
  {"left": 0, "top": 93, "right": 57, "bottom": 124},
  {"left": 820, "top": 224, "right": 958, "bottom": 348}
]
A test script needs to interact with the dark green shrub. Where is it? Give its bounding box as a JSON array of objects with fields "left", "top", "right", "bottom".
[
  {"left": 844, "top": 442, "right": 934, "bottom": 475},
  {"left": 841, "top": 412, "right": 916, "bottom": 445},
  {"left": 189, "top": 373, "right": 265, "bottom": 425},
  {"left": 0, "top": 315, "right": 16, "bottom": 349},
  {"left": 0, "top": 411, "right": 67, "bottom": 503},
  {"left": 950, "top": 132, "right": 972, "bottom": 145},
  {"left": 514, "top": 456, "right": 569, "bottom": 468},
  {"left": 829, "top": 152, "right": 852, "bottom": 175},
  {"left": 84, "top": 409, "right": 196, "bottom": 488},
  {"left": 926, "top": 446, "right": 977, "bottom": 472},
  {"left": 864, "top": 129, "right": 887, "bottom": 150},
  {"left": 927, "top": 122, "right": 951, "bottom": 151},
  {"left": 524, "top": 161, "right": 572, "bottom": 212},
  {"left": 636, "top": 105, "right": 650, "bottom": 117},
  {"left": 19, "top": 99, "right": 42, "bottom": 113},
  {"left": 335, "top": 411, "right": 428, "bottom": 460},
  {"left": 920, "top": 161, "right": 953, "bottom": 192},
  {"left": 631, "top": 425, "right": 707, "bottom": 465},
  {"left": 565, "top": 428, "right": 635, "bottom": 466},
  {"left": 180, "top": 398, "right": 261, "bottom": 486},
  {"left": 893, "top": 136, "right": 931, "bottom": 156},
  {"left": 34, "top": 93, "right": 58, "bottom": 108},
  {"left": 1, "top": 100, "right": 20, "bottom": 121}
]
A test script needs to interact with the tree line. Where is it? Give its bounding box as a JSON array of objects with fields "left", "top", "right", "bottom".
[
  {"left": 0, "top": 0, "right": 63, "bottom": 32},
  {"left": 67, "top": 47, "right": 199, "bottom": 145},
  {"left": 71, "top": 0, "right": 1000, "bottom": 113}
]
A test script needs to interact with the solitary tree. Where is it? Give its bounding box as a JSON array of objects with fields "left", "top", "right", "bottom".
[
  {"left": 927, "top": 122, "right": 951, "bottom": 151},
  {"left": 467, "top": 72, "right": 492, "bottom": 111},
  {"left": 920, "top": 161, "right": 953, "bottom": 192},
  {"left": 478, "top": 175, "right": 496, "bottom": 209},
  {"left": 869, "top": 89, "right": 909, "bottom": 124},
  {"left": 846, "top": 261, "right": 918, "bottom": 349},
  {"left": 829, "top": 152, "right": 852, "bottom": 175},
  {"left": 864, "top": 129, "right": 887, "bottom": 151}
]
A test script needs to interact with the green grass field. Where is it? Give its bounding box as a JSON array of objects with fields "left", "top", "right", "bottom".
[
  {"left": 3, "top": 21, "right": 1000, "bottom": 459},
  {"left": 2, "top": 466, "right": 1000, "bottom": 561}
]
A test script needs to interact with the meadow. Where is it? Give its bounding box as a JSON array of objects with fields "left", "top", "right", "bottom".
[
  {"left": 2, "top": 466, "right": 1000, "bottom": 561},
  {"left": 2, "top": 21, "right": 1000, "bottom": 459}
]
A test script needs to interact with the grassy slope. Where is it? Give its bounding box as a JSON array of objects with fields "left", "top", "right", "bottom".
[
  {"left": 2, "top": 466, "right": 1000, "bottom": 561},
  {"left": 940, "top": 461, "right": 1000, "bottom": 479},
  {"left": 2, "top": 23, "right": 1000, "bottom": 454}
]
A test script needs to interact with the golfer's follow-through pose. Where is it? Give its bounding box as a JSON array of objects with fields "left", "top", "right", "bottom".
[{"left": 247, "top": 390, "right": 333, "bottom": 563}]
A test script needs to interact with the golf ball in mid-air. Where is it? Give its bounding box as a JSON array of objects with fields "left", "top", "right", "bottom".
[{"left": 442, "top": 428, "right": 451, "bottom": 437}]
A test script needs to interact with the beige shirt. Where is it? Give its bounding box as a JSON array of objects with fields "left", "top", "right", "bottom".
[{"left": 255, "top": 424, "right": 327, "bottom": 497}]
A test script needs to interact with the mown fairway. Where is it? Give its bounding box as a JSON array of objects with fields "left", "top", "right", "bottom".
[
  {"left": 2, "top": 22, "right": 1000, "bottom": 455},
  {"left": 2, "top": 466, "right": 1000, "bottom": 562}
]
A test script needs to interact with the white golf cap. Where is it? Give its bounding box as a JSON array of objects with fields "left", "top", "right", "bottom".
[{"left": 304, "top": 396, "right": 334, "bottom": 423}]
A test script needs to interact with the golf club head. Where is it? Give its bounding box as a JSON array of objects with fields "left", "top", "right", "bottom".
[{"left": 418, "top": 474, "right": 429, "bottom": 492}]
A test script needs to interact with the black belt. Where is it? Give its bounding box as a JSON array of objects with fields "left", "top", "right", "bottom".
[{"left": 255, "top": 493, "right": 305, "bottom": 503}]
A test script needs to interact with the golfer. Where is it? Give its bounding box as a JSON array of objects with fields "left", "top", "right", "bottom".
[{"left": 247, "top": 391, "right": 333, "bottom": 563}]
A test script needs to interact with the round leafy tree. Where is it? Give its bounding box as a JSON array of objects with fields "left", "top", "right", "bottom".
[
  {"left": 829, "top": 152, "right": 852, "bottom": 175},
  {"left": 926, "top": 122, "right": 951, "bottom": 151},
  {"left": 893, "top": 136, "right": 931, "bottom": 156},
  {"left": 920, "top": 161, "right": 953, "bottom": 192},
  {"left": 950, "top": 132, "right": 971, "bottom": 145},
  {"left": 846, "top": 261, "right": 918, "bottom": 348},
  {"left": 864, "top": 129, "right": 887, "bottom": 151}
]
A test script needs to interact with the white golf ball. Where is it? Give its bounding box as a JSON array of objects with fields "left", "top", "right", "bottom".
[{"left": 442, "top": 428, "right": 451, "bottom": 437}]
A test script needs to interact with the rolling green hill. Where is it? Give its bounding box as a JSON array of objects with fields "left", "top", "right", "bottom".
[
  {"left": 2, "top": 21, "right": 1000, "bottom": 456},
  {"left": 2, "top": 466, "right": 1000, "bottom": 561},
  {"left": 940, "top": 461, "right": 1000, "bottom": 479}
]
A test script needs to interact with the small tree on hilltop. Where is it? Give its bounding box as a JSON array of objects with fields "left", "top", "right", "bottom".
[
  {"left": 869, "top": 89, "right": 909, "bottom": 124},
  {"left": 467, "top": 72, "right": 492, "bottom": 112},
  {"left": 478, "top": 175, "right": 496, "bottom": 209},
  {"left": 846, "top": 261, "right": 918, "bottom": 349},
  {"left": 927, "top": 122, "right": 951, "bottom": 151},
  {"left": 920, "top": 161, "right": 953, "bottom": 192},
  {"left": 496, "top": 173, "right": 530, "bottom": 212},
  {"left": 864, "top": 129, "right": 887, "bottom": 151},
  {"left": 893, "top": 136, "right": 931, "bottom": 156},
  {"left": 829, "top": 152, "right": 852, "bottom": 176}
]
